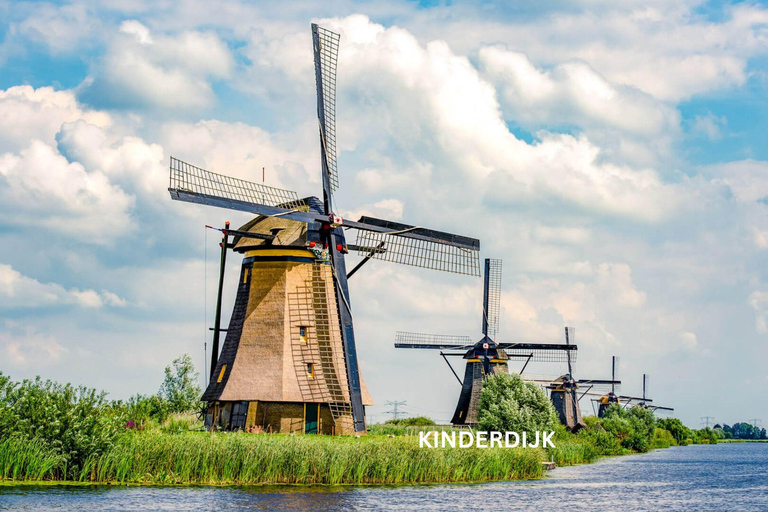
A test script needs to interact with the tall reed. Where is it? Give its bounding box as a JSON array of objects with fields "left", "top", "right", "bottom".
[
  {"left": 84, "top": 432, "right": 545, "bottom": 485},
  {"left": 0, "top": 437, "right": 65, "bottom": 481}
]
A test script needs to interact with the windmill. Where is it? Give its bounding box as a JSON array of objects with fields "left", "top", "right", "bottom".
[
  {"left": 619, "top": 374, "right": 674, "bottom": 414},
  {"left": 591, "top": 356, "right": 622, "bottom": 417},
  {"left": 394, "top": 259, "right": 576, "bottom": 426},
  {"left": 540, "top": 346, "right": 622, "bottom": 431},
  {"left": 168, "top": 24, "right": 480, "bottom": 435}
]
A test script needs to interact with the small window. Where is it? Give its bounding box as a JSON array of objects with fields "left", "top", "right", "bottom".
[
  {"left": 299, "top": 326, "right": 307, "bottom": 344},
  {"left": 243, "top": 269, "right": 249, "bottom": 283},
  {"left": 306, "top": 363, "right": 314, "bottom": 379},
  {"left": 217, "top": 364, "right": 227, "bottom": 383}
]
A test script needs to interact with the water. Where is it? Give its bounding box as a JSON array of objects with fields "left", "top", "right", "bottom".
[{"left": 1, "top": 443, "right": 767, "bottom": 511}]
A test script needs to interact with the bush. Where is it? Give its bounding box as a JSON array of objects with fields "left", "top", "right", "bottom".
[
  {"left": 384, "top": 416, "right": 436, "bottom": 427},
  {"left": 599, "top": 405, "right": 656, "bottom": 453},
  {"left": 0, "top": 373, "right": 124, "bottom": 477},
  {"left": 652, "top": 428, "right": 677, "bottom": 449},
  {"left": 477, "top": 373, "right": 558, "bottom": 433},
  {"left": 657, "top": 418, "right": 693, "bottom": 445}
]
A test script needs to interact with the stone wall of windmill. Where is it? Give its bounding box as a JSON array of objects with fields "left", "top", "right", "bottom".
[{"left": 288, "top": 262, "right": 354, "bottom": 435}]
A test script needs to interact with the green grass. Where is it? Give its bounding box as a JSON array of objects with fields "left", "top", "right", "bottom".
[
  {"left": 0, "top": 437, "right": 66, "bottom": 481},
  {"left": 73, "top": 432, "right": 546, "bottom": 485}
]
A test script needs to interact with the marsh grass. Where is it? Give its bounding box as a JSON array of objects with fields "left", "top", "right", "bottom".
[
  {"left": 82, "top": 432, "right": 545, "bottom": 485},
  {"left": 0, "top": 437, "right": 65, "bottom": 481}
]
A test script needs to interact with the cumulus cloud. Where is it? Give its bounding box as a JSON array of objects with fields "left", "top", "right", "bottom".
[
  {"left": 479, "top": 46, "right": 680, "bottom": 138},
  {"left": 79, "top": 21, "right": 234, "bottom": 110},
  {"left": 0, "top": 263, "right": 125, "bottom": 309},
  {"left": 0, "top": 86, "right": 111, "bottom": 153},
  {"left": 0, "top": 140, "right": 134, "bottom": 242}
]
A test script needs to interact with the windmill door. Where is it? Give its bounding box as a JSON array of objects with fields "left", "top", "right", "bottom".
[{"left": 305, "top": 403, "right": 319, "bottom": 434}]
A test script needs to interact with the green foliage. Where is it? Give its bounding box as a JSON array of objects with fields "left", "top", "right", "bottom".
[
  {"left": 657, "top": 417, "right": 693, "bottom": 445},
  {"left": 599, "top": 405, "right": 656, "bottom": 453},
  {"left": 0, "top": 373, "right": 124, "bottom": 477},
  {"left": 477, "top": 373, "right": 558, "bottom": 433},
  {"left": 651, "top": 428, "right": 677, "bottom": 449},
  {"left": 693, "top": 427, "right": 719, "bottom": 444},
  {"left": 121, "top": 393, "right": 171, "bottom": 429},
  {"left": 384, "top": 416, "right": 436, "bottom": 427},
  {"left": 158, "top": 354, "right": 202, "bottom": 414}
]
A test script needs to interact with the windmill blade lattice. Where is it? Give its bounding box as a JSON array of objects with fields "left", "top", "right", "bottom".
[
  {"left": 169, "top": 157, "right": 306, "bottom": 211},
  {"left": 355, "top": 225, "right": 480, "bottom": 276},
  {"left": 395, "top": 331, "right": 473, "bottom": 349},
  {"left": 312, "top": 24, "right": 340, "bottom": 193},
  {"left": 499, "top": 343, "right": 577, "bottom": 363},
  {"left": 483, "top": 259, "right": 502, "bottom": 340}
]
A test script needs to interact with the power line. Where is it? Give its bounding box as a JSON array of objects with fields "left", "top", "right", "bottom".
[
  {"left": 701, "top": 416, "right": 715, "bottom": 428},
  {"left": 385, "top": 400, "right": 407, "bottom": 420},
  {"left": 748, "top": 419, "right": 763, "bottom": 429}
]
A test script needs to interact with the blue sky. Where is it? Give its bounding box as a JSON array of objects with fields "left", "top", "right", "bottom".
[{"left": 1, "top": 0, "right": 768, "bottom": 428}]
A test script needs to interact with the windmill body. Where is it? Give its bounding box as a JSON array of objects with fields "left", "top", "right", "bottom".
[
  {"left": 169, "top": 25, "right": 480, "bottom": 434},
  {"left": 395, "top": 259, "right": 576, "bottom": 426},
  {"left": 537, "top": 348, "right": 622, "bottom": 431}
]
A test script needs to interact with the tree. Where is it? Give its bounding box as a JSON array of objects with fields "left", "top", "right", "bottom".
[
  {"left": 477, "top": 373, "right": 558, "bottom": 432},
  {"left": 657, "top": 417, "right": 693, "bottom": 445},
  {"left": 158, "top": 354, "right": 202, "bottom": 413}
]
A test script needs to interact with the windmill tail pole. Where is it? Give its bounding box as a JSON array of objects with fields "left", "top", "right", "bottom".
[{"left": 210, "top": 221, "right": 230, "bottom": 381}]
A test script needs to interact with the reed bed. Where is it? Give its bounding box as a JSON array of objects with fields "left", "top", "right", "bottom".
[
  {"left": 0, "top": 437, "right": 65, "bottom": 481},
  {"left": 80, "top": 432, "right": 545, "bottom": 485},
  {"left": 545, "top": 438, "right": 600, "bottom": 466}
]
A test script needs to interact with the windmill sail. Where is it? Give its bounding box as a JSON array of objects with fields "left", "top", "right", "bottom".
[
  {"left": 312, "top": 23, "right": 340, "bottom": 195},
  {"left": 353, "top": 217, "right": 480, "bottom": 276},
  {"left": 395, "top": 332, "right": 473, "bottom": 349},
  {"left": 482, "top": 259, "right": 502, "bottom": 339}
]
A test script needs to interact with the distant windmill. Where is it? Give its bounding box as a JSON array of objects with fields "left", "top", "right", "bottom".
[
  {"left": 531, "top": 344, "right": 621, "bottom": 431},
  {"left": 168, "top": 24, "right": 480, "bottom": 435},
  {"left": 394, "top": 259, "right": 576, "bottom": 426},
  {"left": 619, "top": 374, "right": 674, "bottom": 414}
]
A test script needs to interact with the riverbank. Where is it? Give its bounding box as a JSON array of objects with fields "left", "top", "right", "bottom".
[{"left": 2, "top": 432, "right": 548, "bottom": 485}]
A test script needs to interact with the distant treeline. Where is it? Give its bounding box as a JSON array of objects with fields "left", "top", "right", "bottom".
[{"left": 713, "top": 423, "right": 767, "bottom": 440}]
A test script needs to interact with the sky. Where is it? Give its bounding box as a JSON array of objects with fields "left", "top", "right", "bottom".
[{"left": 1, "top": 0, "right": 767, "bottom": 429}]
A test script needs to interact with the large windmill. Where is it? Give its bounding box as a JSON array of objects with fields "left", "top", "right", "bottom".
[
  {"left": 168, "top": 24, "right": 480, "bottom": 435},
  {"left": 394, "top": 259, "right": 576, "bottom": 425},
  {"left": 618, "top": 374, "right": 674, "bottom": 414}
]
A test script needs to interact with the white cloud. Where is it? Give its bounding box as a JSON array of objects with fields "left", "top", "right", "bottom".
[
  {"left": 17, "top": 2, "right": 100, "bottom": 54},
  {"left": 595, "top": 263, "right": 646, "bottom": 308},
  {"left": 679, "top": 331, "right": 698, "bottom": 350},
  {"left": 702, "top": 159, "right": 768, "bottom": 203},
  {"left": 479, "top": 46, "right": 681, "bottom": 137},
  {"left": 0, "top": 86, "right": 111, "bottom": 153},
  {"left": 0, "top": 140, "right": 135, "bottom": 242},
  {"left": 81, "top": 21, "right": 234, "bottom": 110},
  {"left": 0, "top": 263, "right": 125, "bottom": 309}
]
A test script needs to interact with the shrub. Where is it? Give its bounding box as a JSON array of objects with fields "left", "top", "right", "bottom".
[
  {"left": 657, "top": 418, "right": 693, "bottom": 445},
  {"left": 477, "top": 373, "right": 558, "bottom": 433},
  {"left": 384, "top": 416, "right": 436, "bottom": 427}
]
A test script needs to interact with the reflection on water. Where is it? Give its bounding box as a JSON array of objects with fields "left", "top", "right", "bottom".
[{"left": 1, "top": 444, "right": 767, "bottom": 511}]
